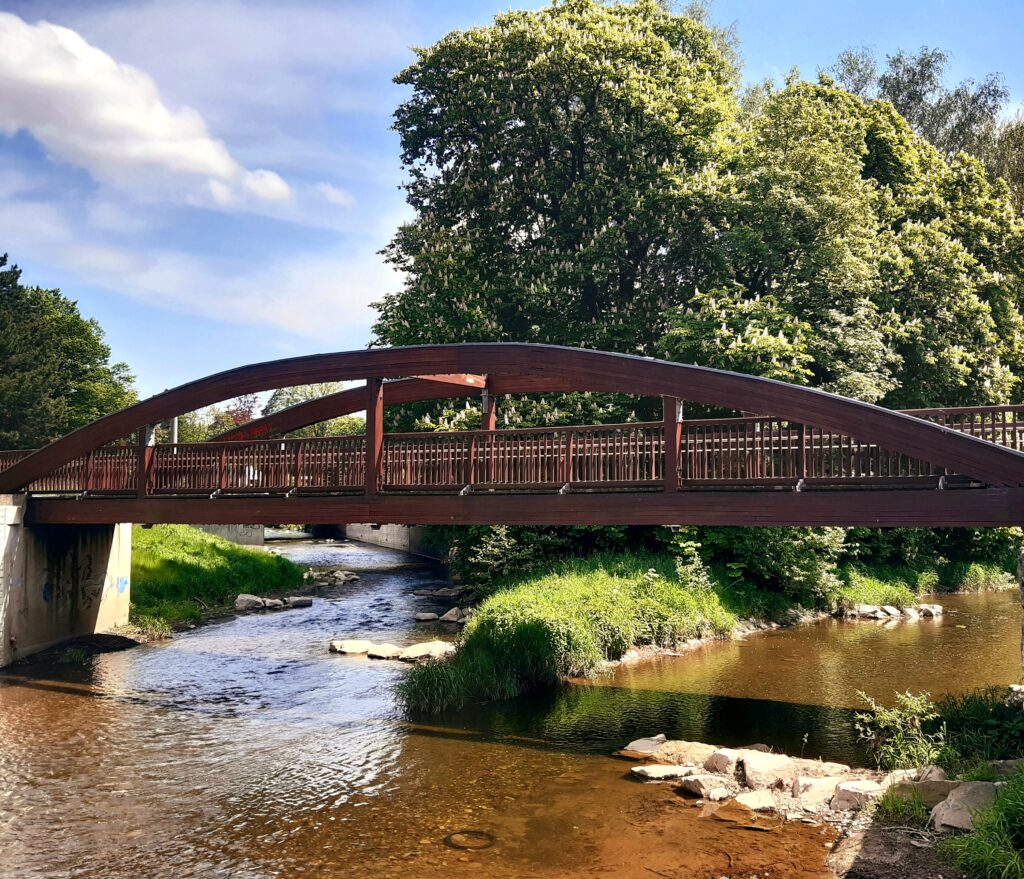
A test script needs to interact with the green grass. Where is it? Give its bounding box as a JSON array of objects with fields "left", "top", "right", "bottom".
[
  {"left": 942, "top": 768, "right": 1024, "bottom": 879},
  {"left": 131, "top": 525, "right": 303, "bottom": 626},
  {"left": 875, "top": 786, "right": 929, "bottom": 827},
  {"left": 941, "top": 561, "right": 1017, "bottom": 593},
  {"left": 399, "top": 551, "right": 745, "bottom": 713},
  {"left": 837, "top": 566, "right": 920, "bottom": 609}
]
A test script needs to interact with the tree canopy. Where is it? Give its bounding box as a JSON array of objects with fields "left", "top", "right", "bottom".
[
  {"left": 0, "top": 254, "right": 136, "bottom": 448},
  {"left": 375, "top": 0, "right": 1024, "bottom": 412}
]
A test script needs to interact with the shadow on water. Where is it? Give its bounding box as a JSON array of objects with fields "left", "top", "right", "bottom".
[{"left": 414, "top": 681, "right": 868, "bottom": 765}]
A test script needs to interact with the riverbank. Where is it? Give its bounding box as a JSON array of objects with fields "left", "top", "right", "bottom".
[
  {"left": 398, "top": 547, "right": 1019, "bottom": 713},
  {"left": 130, "top": 524, "right": 304, "bottom": 628}
]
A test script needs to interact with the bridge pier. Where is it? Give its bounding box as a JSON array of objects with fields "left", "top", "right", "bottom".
[{"left": 1, "top": 494, "right": 131, "bottom": 667}]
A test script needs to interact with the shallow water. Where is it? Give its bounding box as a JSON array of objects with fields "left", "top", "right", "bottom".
[{"left": 0, "top": 539, "right": 1018, "bottom": 879}]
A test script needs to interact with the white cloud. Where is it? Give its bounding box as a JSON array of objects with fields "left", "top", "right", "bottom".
[
  {"left": 0, "top": 193, "right": 399, "bottom": 338},
  {"left": 316, "top": 183, "right": 356, "bottom": 207},
  {"left": 0, "top": 12, "right": 291, "bottom": 206}
]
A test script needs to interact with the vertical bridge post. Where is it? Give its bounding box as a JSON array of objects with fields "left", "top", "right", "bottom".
[
  {"left": 663, "top": 397, "right": 683, "bottom": 492},
  {"left": 481, "top": 383, "right": 497, "bottom": 484},
  {"left": 365, "top": 379, "right": 384, "bottom": 496},
  {"left": 136, "top": 424, "right": 155, "bottom": 498}
]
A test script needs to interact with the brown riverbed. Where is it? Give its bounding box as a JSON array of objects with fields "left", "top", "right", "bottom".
[{"left": 0, "top": 540, "right": 1018, "bottom": 879}]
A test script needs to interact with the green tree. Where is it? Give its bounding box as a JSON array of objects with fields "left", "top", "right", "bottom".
[
  {"left": 0, "top": 254, "right": 135, "bottom": 448},
  {"left": 262, "top": 384, "right": 365, "bottom": 437},
  {"left": 375, "top": 0, "right": 737, "bottom": 357}
]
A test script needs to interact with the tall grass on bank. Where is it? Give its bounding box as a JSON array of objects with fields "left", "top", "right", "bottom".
[
  {"left": 399, "top": 552, "right": 746, "bottom": 713},
  {"left": 131, "top": 525, "right": 303, "bottom": 625},
  {"left": 942, "top": 768, "right": 1024, "bottom": 879}
]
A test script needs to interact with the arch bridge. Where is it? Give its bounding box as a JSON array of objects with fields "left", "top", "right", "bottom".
[{"left": 3, "top": 343, "right": 1024, "bottom": 527}]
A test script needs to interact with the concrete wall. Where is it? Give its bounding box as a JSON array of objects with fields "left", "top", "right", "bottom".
[
  {"left": 1, "top": 495, "right": 131, "bottom": 667},
  {"left": 193, "top": 523, "right": 265, "bottom": 546},
  {"left": 343, "top": 523, "right": 444, "bottom": 560}
]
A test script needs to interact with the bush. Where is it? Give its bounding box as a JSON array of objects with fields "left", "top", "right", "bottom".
[
  {"left": 942, "top": 768, "right": 1024, "bottom": 879},
  {"left": 855, "top": 691, "right": 947, "bottom": 770},
  {"left": 399, "top": 551, "right": 739, "bottom": 713},
  {"left": 131, "top": 525, "right": 303, "bottom": 625},
  {"left": 942, "top": 561, "right": 1017, "bottom": 593},
  {"left": 934, "top": 688, "right": 1024, "bottom": 770},
  {"left": 698, "top": 526, "right": 846, "bottom": 604},
  {"left": 423, "top": 524, "right": 639, "bottom": 589}
]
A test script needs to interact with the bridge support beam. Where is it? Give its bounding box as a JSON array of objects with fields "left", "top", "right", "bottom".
[
  {"left": 663, "top": 397, "right": 683, "bottom": 492},
  {"left": 365, "top": 379, "right": 384, "bottom": 496},
  {"left": 1, "top": 494, "right": 131, "bottom": 667}
]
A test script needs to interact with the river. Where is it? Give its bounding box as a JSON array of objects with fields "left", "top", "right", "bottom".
[{"left": 0, "top": 539, "right": 1019, "bottom": 879}]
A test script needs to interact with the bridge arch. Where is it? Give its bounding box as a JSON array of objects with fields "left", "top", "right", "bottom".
[{"left": 3, "top": 343, "right": 1024, "bottom": 492}]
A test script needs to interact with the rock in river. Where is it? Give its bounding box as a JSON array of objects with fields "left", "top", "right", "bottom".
[
  {"left": 439, "top": 607, "right": 462, "bottom": 622},
  {"left": 234, "top": 594, "right": 265, "bottom": 610},
  {"left": 630, "top": 764, "right": 697, "bottom": 781},
  {"left": 398, "top": 641, "right": 456, "bottom": 662},
  {"left": 415, "top": 612, "right": 439, "bottom": 622},
  {"left": 367, "top": 643, "right": 403, "bottom": 660},
  {"left": 329, "top": 639, "right": 374, "bottom": 655}
]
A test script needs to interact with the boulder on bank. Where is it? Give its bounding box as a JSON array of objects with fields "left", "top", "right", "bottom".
[
  {"left": 439, "top": 607, "right": 462, "bottom": 622},
  {"left": 263, "top": 598, "right": 285, "bottom": 609},
  {"left": 704, "top": 748, "right": 741, "bottom": 775},
  {"left": 889, "top": 779, "right": 961, "bottom": 808},
  {"left": 735, "top": 789, "right": 777, "bottom": 811},
  {"left": 235, "top": 594, "right": 266, "bottom": 610},
  {"left": 286, "top": 596, "right": 313, "bottom": 608},
  {"left": 650, "top": 740, "right": 718, "bottom": 766},
  {"left": 677, "top": 774, "right": 723, "bottom": 798},
  {"left": 931, "top": 781, "right": 998, "bottom": 831},
  {"left": 881, "top": 605, "right": 902, "bottom": 618},
  {"left": 620, "top": 735, "right": 667, "bottom": 758},
  {"left": 630, "top": 764, "right": 697, "bottom": 781},
  {"left": 792, "top": 776, "right": 845, "bottom": 810},
  {"left": 741, "top": 751, "right": 796, "bottom": 790},
  {"left": 415, "top": 612, "right": 439, "bottom": 622},
  {"left": 831, "top": 779, "right": 884, "bottom": 811}
]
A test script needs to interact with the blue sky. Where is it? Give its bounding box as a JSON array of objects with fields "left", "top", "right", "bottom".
[{"left": 1, "top": 0, "right": 1022, "bottom": 397}]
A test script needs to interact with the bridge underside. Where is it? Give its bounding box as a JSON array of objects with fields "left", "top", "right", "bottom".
[{"left": 25, "top": 486, "right": 1024, "bottom": 528}]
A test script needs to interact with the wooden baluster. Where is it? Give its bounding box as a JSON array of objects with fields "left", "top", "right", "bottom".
[
  {"left": 85, "top": 450, "right": 95, "bottom": 494},
  {"left": 136, "top": 425, "right": 155, "bottom": 498}
]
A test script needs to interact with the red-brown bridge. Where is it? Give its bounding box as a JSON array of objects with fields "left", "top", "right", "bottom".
[{"left": 4, "top": 343, "right": 1024, "bottom": 527}]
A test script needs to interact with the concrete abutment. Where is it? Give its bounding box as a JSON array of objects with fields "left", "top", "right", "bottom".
[{"left": 1, "top": 494, "right": 131, "bottom": 667}]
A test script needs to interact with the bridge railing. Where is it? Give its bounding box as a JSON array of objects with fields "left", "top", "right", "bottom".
[
  {"left": 382, "top": 422, "right": 664, "bottom": 490},
  {"left": 4, "top": 403, "right": 1024, "bottom": 496}
]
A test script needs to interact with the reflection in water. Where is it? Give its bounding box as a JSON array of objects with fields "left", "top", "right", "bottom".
[{"left": 0, "top": 539, "right": 1018, "bottom": 879}]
